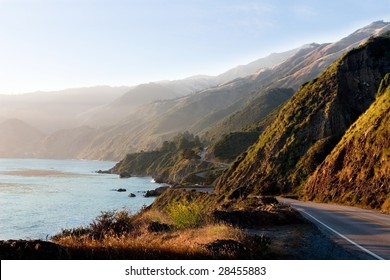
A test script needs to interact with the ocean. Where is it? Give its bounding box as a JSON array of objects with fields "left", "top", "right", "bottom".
[{"left": 0, "top": 158, "right": 160, "bottom": 240}]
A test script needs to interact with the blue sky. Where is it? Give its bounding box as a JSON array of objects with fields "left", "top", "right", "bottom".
[{"left": 0, "top": 0, "right": 389, "bottom": 94}]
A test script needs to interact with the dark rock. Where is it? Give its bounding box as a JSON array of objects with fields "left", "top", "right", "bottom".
[
  {"left": 119, "top": 171, "right": 132, "bottom": 178},
  {"left": 144, "top": 186, "right": 169, "bottom": 197},
  {"left": 128, "top": 193, "right": 136, "bottom": 197},
  {"left": 258, "top": 196, "right": 278, "bottom": 204},
  {"left": 0, "top": 240, "right": 70, "bottom": 260},
  {"left": 147, "top": 221, "right": 171, "bottom": 233},
  {"left": 96, "top": 169, "right": 111, "bottom": 174},
  {"left": 153, "top": 176, "right": 165, "bottom": 184},
  {"left": 117, "top": 188, "right": 126, "bottom": 192}
]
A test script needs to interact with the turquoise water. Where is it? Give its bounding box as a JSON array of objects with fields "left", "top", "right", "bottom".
[{"left": 0, "top": 159, "right": 160, "bottom": 240}]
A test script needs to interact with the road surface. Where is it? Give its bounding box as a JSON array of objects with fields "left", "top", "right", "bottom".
[{"left": 277, "top": 198, "right": 390, "bottom": 260}]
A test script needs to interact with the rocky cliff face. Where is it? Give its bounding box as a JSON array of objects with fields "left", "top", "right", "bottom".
[
  {"left": 214, "top": 34, "right": 390, "bottom": 197},
  {"left": 304, "top": 74, "right": 390, "bottom": 211}
]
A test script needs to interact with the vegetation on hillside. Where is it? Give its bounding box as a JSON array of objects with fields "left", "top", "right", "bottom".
[
  {"left": 304, "top": 75, "right": 390, "bottom": 211},
  {"left": 206, "top": 131, "right": 260, "bottom": 163},
  {"left": 110, "top": 132, "right": 226, "bottom": 185},
  {"left": 214, "top": 33, "right": 390, "bottom": 198},
  {"left": 202, "top": 88, "right": 294, "bottom": 142}
]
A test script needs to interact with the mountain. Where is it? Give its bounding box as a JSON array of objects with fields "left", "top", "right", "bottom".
[
  {"left": 214, "top": 47, "right": 302, "bottom": 84},
  {"left": 0, "top": 119, "right": 45, "bottom": 157},
  {"left": 304, "top": 74, "right": 390, "bottom": 211},
  {"left": 0, "top": 86, "right": 130, "bottom": 133},
  {"left": 154, "top": 21, "right": 390, "bottom": 143},
  {"left": 214, "top": 32, "right": 390, "bottom": 197},
  {"left": 38, "top": 126, "right": 100, "bottom": 159},
  {"left": 202, "top": 87, "right": 294, "bottom": 142},
  {"left": 46, "top": 21, "right": 390, "bottom": 161},
  {"left": 2, "top": 21, "right": 389, "bottom": 161},
  {"left": 203, "top": 88, "right": 294, "bottom": 163},
  {"left": 80, "top": 83, "right": 183, "bottom": 127},
  {"left": 267, "top": 21, "right": 390, "bottom": 89},
  {"left": 81, "top": 49, "right": 301, "bottom": 128}
]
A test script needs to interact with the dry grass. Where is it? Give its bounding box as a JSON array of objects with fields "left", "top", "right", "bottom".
[
  {"left": 56, "top": 223, "right": 243, "bottom": 255},
  {"left": 52, "top": 208, "right": 253, "bottom": 259},
  {"left": 381, "top": 197, "right": 390, "bottom": 213}
]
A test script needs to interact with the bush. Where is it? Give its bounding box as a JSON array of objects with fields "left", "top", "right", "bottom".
[
  {"left": 166, "top": 201, "right": 206, "bottom": 229},
  {"left": 52, "top": 226, "right": 90, "bottom": 240},
  {"left": 89, "top": 210, "right": 134, "bottom": 239}
]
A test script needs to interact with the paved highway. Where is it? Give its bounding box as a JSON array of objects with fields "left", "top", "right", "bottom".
[{"left": 277, "top": 198, "right": 390, "bottom": 260}]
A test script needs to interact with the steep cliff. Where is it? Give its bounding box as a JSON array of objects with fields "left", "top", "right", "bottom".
[
  {"left": 214, "top": 33, "right": 390, "bottom": 197},
  {"left": 303, "top": 74, "right": 390, "bottom": 211}
]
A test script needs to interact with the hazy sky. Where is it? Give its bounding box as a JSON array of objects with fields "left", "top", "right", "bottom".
[{"left": 1, "top": 0, "right": 389, "bottom": 94}]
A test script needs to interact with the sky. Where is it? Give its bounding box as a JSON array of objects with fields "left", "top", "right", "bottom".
[{"left": 0, "top": 0, "right": 389, "bottom": 94}]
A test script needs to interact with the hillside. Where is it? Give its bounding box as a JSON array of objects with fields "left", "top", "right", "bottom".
[
  {"left": 203, "top": 21, "right": 390, "bottom": 141},
  {"left": 304, "top": 74, "right": 390, "bottom": 211},
  {"left": 202, "top": 87, "right": 294, "bottom": 142},
  {"left": 79, "top": 21, "right": 390, "bottom": 160},
  {"left": 0, "top": 119, "right": 45, "bottom": 157},
  {"left": 214, "top": 33, "right": 390, "bottom": 197},
  {"left": 81, "top": 81, "right": 215, "bottom": 128},
  {"left": 110, "top": 132, "right": 226, "bottom": 185},
  {"left": 80, "top": 49, "right": 301, "bottom": 128},
  {"left": 38, "top": 126, "right": 100, "bottom": 159},
  {"left": 214, "top": 47, "right": 301, "bottom": 83},
  {"left": 0, "top": 86, "right": 130, "bottom": 133},
  {"left": 1, "top": 22, "right": 388, "bottom": 161}
]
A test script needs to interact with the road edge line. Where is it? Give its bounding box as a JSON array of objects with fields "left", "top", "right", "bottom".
[{"left": 300, "top": 210, "right": 385, "bottom": 260}]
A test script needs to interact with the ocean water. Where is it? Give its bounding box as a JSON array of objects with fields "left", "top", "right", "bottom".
[{"left": 0, "top": 158, "right": 160, "bottom": 240}]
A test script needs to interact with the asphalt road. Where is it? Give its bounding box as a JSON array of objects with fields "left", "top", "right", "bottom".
[{"left": 277, "top": 198, "right": 390, "bottom": 260}]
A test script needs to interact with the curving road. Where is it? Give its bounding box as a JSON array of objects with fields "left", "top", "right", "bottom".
[{"left": 277, "top": 197, "right": 390, "bottom": 260}]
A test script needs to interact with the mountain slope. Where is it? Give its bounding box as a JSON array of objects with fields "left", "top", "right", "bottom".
[
  {"left": 80, "top": 83, "right": 183, "bottom": 127},
  {"left": 268, "top": 21, "right": 390, "bottom": 89},
  {"left": 214, "top": 33, "right": 390, "bottom": 197},
  {"left": 38, "top": 126, "right": 100, "bottom": 159},
  {"left": 0, "top": 86, "right": 130, "bottom": 133},
  {"left": 71, "top": 21, "right": 390, "bottom": 160},
  {"left": 109, "top": 132, "right": 226, "bottom": 185},
  {"left": 81, "top": 49, "right": 301, "bottom": 128},
  {"left": 215, "top": 47, "right": 301, "bottom": 83},
  {"left": 4, "top": 21, "right": 389, "bottom": 161},
  {"left": 0, "top": 119, "right": 45, "bottom": 157},
  {"left": 304, "top": 74, "right": 390, "bottom": 211},
  {"left": 202, "top": 87, "right": 294, "bottom": 141}
]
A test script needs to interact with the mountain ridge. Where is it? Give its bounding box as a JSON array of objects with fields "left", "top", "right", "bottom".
[
  {"left": 1, "top": 21, "right": 389, "bottom": 161},
  {"left": 214, "top": 32, "right": 390, "bottom": 198}
]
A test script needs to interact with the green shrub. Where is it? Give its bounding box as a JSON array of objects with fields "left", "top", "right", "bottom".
[{"left": 166, "top": 201, "right": 206, "bottom": 229}]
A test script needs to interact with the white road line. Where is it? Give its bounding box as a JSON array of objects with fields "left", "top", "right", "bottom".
[{"left": 299, "top": 209, "right": 385, "bottom": 260}]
